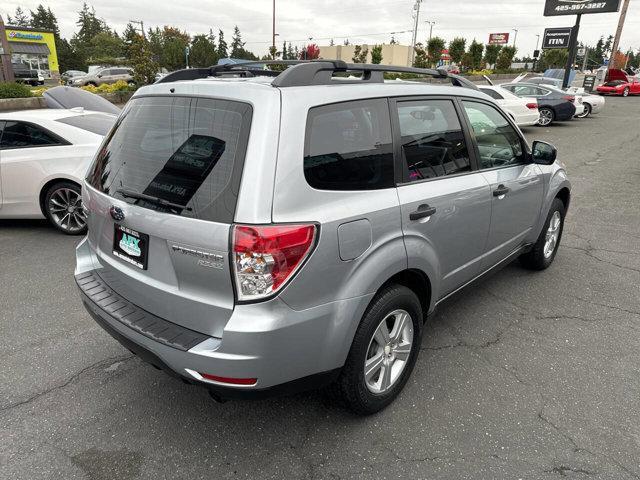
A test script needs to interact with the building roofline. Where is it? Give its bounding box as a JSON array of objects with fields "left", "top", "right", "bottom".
[{"left": 5, "top": 25, "right": 55, "bottom": 34}]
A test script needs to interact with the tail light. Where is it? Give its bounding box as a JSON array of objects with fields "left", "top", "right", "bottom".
[
  {"left": 526, "top": 102, "right": 538, "bottom": 110},
  {"left": 563, "top": 95, "right": 575, "bottom": 103},
  {"left": 233, "top": 224, "right": 317, "bottom": 301}
]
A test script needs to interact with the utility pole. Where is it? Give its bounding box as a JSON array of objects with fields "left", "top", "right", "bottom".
[
  {"left": 608, "top": 0, "right": 631, "bottom": 72},
  {"left": 512, "top": 28, "right": 518, "bottom": 49},
  {"left": 272, "top": 0, "right": 276, "bottom": 57},
  {"left": 408, "top": 0, "right": 423, "bottom": 67},
  {"left": 129, "top": 19, "right": 146, "bottom": 39}
]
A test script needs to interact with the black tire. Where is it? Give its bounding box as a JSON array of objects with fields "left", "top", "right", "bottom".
[
  {"left": 537, "top": 107, "right": 555, "bottom": 126},
  {"left": 329, "top": 284, "right": 423, "bottom": 415},
  {"left": 577, "top": 103, "right": 591, "bottom": 118},
  {"left": 622, "top": 87, "right": 630, "bottom": 97},
  {"left": 43, "top": 181, "right": 88, "bottom": 235},
  {"left": 86, "top": 81, "right": 97, "bottom": 87},
  {"left": 519, "top": 198, "right": 566, "bottom": 270}
]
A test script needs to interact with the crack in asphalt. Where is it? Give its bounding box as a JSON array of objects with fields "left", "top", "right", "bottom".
[
  {"left": 544, "top": 465, "right": 595, "bottom": 476},
  {"left": 0, "top": 354, "right": 135, "bottom": 413},
  {"left": 567, "top": 294, "right": 640, "bottom": 318}
]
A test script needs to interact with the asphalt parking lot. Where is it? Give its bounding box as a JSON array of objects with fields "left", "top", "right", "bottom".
[{"left": 2, "top": 96, "right": 640, "bottom": 480}]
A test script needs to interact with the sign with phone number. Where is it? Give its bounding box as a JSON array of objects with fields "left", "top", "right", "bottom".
[{"left": 544, "top": 0, "right": 621, "bottom": 16}]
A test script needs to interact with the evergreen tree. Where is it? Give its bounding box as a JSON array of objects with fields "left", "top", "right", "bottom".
[
  {"left": 217, "top": 29, "right": 228, "bottom": 59},
  {"left": 129, "top": 34, "right": 158, "bottom": 85},
  {"left": 352, "top": 45, "right": 368, "bottom": 63},
  {"left": 190, "top": 34, "right": 217, "bottom": 67},
  {"left": 7, "top": 7, "right": 30, "bottom": 26},
  {"left": 30, "top": 5, "right": 58, "bottom": 33},
  {"left": 288, "top": 43, "right": 295, "bottom": 60},
  {"left": 230, "top": 26, "right": 244, "bottom": 58},
  {"left": 484, "top": 44, "right": 502, "bottom": 68},
  {"left": 413, "top": 43, "right": 428, "bottom": 68},
  {"left": 448, "top": 37, "right": 466, "bottom": 65},
  {"left": 496, "top": 46, "right": 516, "bottom": 71},
  {"left": 371, "top": 45, "right": 383, "bottom": 64},
  {"left": 427, "top": 36, "right": 446, "bottom": 67},
  {"left": 468, "top": 40, "right": 484, "bottom": 70}
]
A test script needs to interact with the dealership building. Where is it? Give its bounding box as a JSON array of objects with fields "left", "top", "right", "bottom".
[{"left": 4, "top": 26, "right": 59, "bottom": 79}]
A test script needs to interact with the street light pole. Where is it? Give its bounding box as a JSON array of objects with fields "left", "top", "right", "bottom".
[
  {"left": 272, "top": 0, "right": 276, "bottom": 58},
  {"left": 512, "top": 28, "right": 518, "bottom": 49},
  {"left": 408, "top": 0, "right": 423, "bottom": 67},
  {"left": 426, "top": 21, "right": 436, "bottom": 42}
]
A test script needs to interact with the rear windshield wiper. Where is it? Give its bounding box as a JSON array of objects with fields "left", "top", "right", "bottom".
[{"left": 115, "top": 188, "right": 193, "bottom": 212}]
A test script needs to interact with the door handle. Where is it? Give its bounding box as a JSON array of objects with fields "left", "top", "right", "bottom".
[
  {"left": 410, "top": 204, "right": 437, "bottom": 221},
  {"left": 493, "top": 185, "right": 510, "bottom": 197}
]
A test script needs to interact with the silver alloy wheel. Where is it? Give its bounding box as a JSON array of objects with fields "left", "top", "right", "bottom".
[
  {"left": 538, "top": 108, "right": 553, "bottom": 126},
  {"left": 577, "top": 103, "right": 591, "bottom": 118},
  {"left": 364, "top": 309, "right": 414, "bottom": 394},
  {"left": 48, "top": 187, "right": 87, "bottom": 233},
  {"left": 543, "top": 211, "right": 562, "bottom": 259}
]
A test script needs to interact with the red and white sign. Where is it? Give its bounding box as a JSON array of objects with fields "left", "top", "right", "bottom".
[{"left": 488, "top": 33, "right": 510, "bottom": 45}]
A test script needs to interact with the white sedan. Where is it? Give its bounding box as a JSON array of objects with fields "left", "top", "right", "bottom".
[
  {"left": 566, "top": 87, "right": 605, "bottom": 117},
  {"left": 478, "top": 85, "right": 540, "bottom": 127},
  {"left": 0, "top": 108, "right": 115, "bottom": 234}
]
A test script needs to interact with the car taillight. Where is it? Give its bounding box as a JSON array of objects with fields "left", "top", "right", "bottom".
[
  {"left": 526, "top": 102, "right": 538, "bottom": 110},
  {"left": 233, "top": 224, "right": 317, "bottom": 301},
  {"left": 564, "top": 95, "right": 575, "bottom": 103}
]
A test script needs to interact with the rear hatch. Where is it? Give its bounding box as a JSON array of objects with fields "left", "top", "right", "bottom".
[{"left": 84, "top": 95, "right": 252, "bottom": 337}]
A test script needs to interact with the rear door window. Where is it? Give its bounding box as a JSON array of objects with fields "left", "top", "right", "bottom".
[
  {"left": 0, "top": 121, "right": 66, "bottom": 149},
  {"left": 396, "top": 99, "right": 471, "bottom": 181},
  {"left": 86, "top": 96, "right": 252, "bottom": 223},
  {"left": 479, "top": 88, "right": 504, "bottom": 100},
  {"left": 304, "top": 99, "right": 394, "bottom": 190}
]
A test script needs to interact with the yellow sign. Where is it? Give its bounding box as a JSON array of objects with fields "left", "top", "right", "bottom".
[{"left": 5, "top": 28, "right": 59, "bottom": 74}]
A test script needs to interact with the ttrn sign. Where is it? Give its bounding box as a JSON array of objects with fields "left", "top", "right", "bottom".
[
  {"left": 544, "top": 0, "right": 622, "bottom": 16},
  {"left": 488, "top": 33, "right": 510, "bottom": 45},
  {"left": 542, "top": 27, "right": 573, "bottom": 49}
]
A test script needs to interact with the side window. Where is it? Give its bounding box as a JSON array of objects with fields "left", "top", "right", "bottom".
[
  {"left": 480, "top": 88, "right": 504, "bottom": 100},
  {"left": 534, "top": 87, "right": 550, "bottom": 96},
  {"left": 304, "top": 99, "right": 394, "bottom": 191},
  {"left": 0, "top": 121, "right": 64, "bottom": 149},
  {"left": 396, "top": 99, "right": 471, "bottom": 181},
  {"left": 462, "top": 101, "right": 525, "bottom": 170},
  {"left": 100, "top": 69, "right": 112, "bottom": 76}
]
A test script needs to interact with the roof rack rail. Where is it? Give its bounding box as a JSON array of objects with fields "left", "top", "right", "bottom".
[{"left": 155, "top": 60, "right": 478, "bottom": 90}]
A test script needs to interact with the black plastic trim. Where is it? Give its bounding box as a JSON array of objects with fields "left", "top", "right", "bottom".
[{"left": 76, "top": 270, "right": 210, "bottom": 351}]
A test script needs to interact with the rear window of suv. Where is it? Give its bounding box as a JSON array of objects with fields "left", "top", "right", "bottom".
[{"left": 86, "top": 96, "right": 252, "bottom": 223}]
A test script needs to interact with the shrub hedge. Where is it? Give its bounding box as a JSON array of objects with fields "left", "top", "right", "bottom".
[{"left": 0, "top": 82, "right": 33, "bottom": 99}]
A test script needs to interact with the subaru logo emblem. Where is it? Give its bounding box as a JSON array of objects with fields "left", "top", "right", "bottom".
[{"left": 109, "top": 205, "right": 125, "bottom": 222}]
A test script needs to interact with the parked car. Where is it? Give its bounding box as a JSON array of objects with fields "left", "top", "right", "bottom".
[
  {"left": 566, "top": 86, "right": 605, "bottom": 117},
  {"left": 524, "top": 76, "right": 564, "bottom": 89},
  {"left": 71, "top": 67, "right": 135, "bottom": 87},
  {"left": 478, "top": 86, "right": 540, "bottom": 127},
  {"left": 500, "top": 83, "right": 577, "bottom": 126},
  {"left": 75, "top": 61, "right": 570, "bottom": 415},
  {"left": 61, "top": 70, "right": 87, "bottom": 85},
  {"left": 596, "top": 77, "right": 640, "bottom": 97},
  {"left": 11, "top": 61, "right": 40, "bottom": 86},
  {"left": 0, "top": 96, "right": 116, "bottom": 233}
]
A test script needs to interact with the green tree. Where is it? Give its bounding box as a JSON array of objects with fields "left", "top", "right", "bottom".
[
  {"left": 496, "top": 45, "right": 517, "bottom": 71},
  {"left": 484, "top": 44, "right": 502, "bottom": 68},
  {"left": 129, "top": 34, "right": 158, "bottom": 85},
  {"left": 603, "top": 35, "right": 614, "bottom": 57},
  {"left": 90, "top": 31, "right": 125, "bottom": 60},
  {"left": 217, "top": 29, "right": 228, "bottom": 59},
  {"left": 468, "top": 40, "right": 484, "bottom": 70},
  {"left": 427, "top": 36, "right": 446, "bottom": 67},
  {"left": 71, "top": 3, "right": 110, "bottom": 67},
  {"left": 448, "top": 37, "right": 466, "bottom": 65},
  {"left": 538, "top": 49, "right": 569, "bottom": 70},
  {"left": 190, "top": 34, "right": 217, "bottom": 67},
  {"left": 352, "top": 45, "right": 368, "bottom": 63},
  {"left": 29, "top": 5, "right": 56, "bottom": 32},
  {"left": 159, "top": 26, "right": 190, "bottom": 70},
  {"left": 7, "top": 7, "right": 30, "bottom": 26},
  {"left": 413, "top": 43, "right": 428, "bottom": 68},
  {"left": 282, "top": 41, "right": 288, "bottom": 59},
  {"left": 371, "top": 45, "right": 383, "bottom": 64}
]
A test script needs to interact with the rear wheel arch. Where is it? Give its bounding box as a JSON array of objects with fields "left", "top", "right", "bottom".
[
  {"left": 377, "top": 269, "right": 432, "bottom": 321},
  {"left": 39, "top": 178, "right": 82, "bottom": 216}
]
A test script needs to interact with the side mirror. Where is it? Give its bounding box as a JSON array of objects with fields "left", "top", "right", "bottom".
[{"left": 531, "top": 140, "right": 557, "bottom": 165}]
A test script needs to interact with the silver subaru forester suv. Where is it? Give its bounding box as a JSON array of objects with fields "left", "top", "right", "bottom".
[{"left": 76, "top": 61, "right": 570, "bottom": 415}]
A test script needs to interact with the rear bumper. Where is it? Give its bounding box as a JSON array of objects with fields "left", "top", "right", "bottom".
[{"left": 75, "top": 238, "right": 370, "bottom": 397}]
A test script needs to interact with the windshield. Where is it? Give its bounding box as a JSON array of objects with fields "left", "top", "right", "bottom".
[{"left": 86, "top": 96, "right": 252, "bottom": 223}]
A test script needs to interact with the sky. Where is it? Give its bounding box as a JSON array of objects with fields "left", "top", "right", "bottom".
[{"left": 2, "top": 0, "right": 639, "bottom": 58}]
